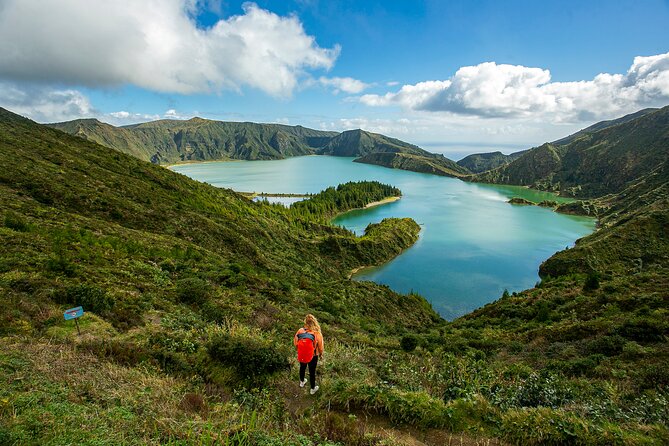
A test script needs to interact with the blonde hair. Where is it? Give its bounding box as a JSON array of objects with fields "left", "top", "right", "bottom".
[{"left": 304, "top": 314, "right": 321, "bottom": 333}]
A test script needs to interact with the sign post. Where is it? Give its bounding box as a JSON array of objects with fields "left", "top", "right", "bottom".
[{"left": 63, "top": 306, "right": 84, "bottom": 335}]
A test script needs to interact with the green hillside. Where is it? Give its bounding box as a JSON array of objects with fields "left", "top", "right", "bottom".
[
  {"left": 457, "top": 150, "right": 527, "bottom": 173},
  {"left": 49, "top": 117, "right": 338, "bottom": 164},
  {"left": 2, "top": 107, "right": 668, "bottom": 445},
  {"left": 355, "top": 151, "right": 469, "bottom": 177},
  {"left": 458, "top": 109, "right": 659, "bottom": 175},
  {"left": 551, "top": 108, "right": 659, "bottom": 146},
  {"left": 49, "top": 118, "right": 469, "bottom": 178},
  {"left": 471, "top": 106, "right": 669, "bottom": 198},
  {"left": 317, "top": 129, "right": 425, "bottom": 157}
]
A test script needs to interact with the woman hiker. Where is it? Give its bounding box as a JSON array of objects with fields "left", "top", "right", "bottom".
[{"left": 293, "top": 314, "right": 324, "bottom": 394}]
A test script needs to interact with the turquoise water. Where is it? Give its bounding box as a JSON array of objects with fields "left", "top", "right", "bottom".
[{"left": 172, "top": 156, "right": 595, "bottom": 319}]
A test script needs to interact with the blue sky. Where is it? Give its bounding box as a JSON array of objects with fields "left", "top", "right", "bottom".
[{"left": 0, "top": 0, "right": 668, "bottom": 159}]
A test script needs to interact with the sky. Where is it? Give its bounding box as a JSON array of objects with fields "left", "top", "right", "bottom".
[{"left": 0, "top": 0, "right": 668, "bottom": 160}]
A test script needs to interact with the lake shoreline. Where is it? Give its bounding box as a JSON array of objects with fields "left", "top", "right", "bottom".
[
  {"left": 170, "top": 155, "right": 596, "bottom": 319},
  {"left": 164, "top": 158, "right": 238, "bottom": 169},
  {"left": 167, "top": 155, "right": 586, "bottom": 203},
  {"left": 364, "top": 196, "right": 401, "bottom": 208}
]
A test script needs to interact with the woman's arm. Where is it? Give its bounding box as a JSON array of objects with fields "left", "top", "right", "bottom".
[
  {"left": 316, "top": 332, "right": 324, "bottom": 356},
  {"left": 293, "top": 329, "right": 300, "bottom": 347}
]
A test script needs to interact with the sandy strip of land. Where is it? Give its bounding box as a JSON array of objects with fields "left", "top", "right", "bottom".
[
  {"left": 164, "top": 159, "right": 238, "bottom": 169},
  {"left": 364, "top": 196, "right": 401, "bottom": 208}
]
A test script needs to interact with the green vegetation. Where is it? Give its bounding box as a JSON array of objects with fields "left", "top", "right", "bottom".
[
  {"left": 459, "top": 108, "right": 658, "bottom": 176},
  {"left": 50, "top": 117, "right": 471, "bottom": 179},
  {"left": 470, "top": 106, "right": 669, "bottom": 198},
  {"left": 49, "top": 117, "right": 337, "bottom": 164},
  {"left": 457, "top": 150, "right": 527, "bottom": 173},
  {"left": 507, "top": 197, "right": 535, "bottom": 205},
  {"left": 290, "top": 181, "right": 400, "bottom": 220},
  {"left": 2, "top": 106, "right": 669, "bottom": 445},
  {"left": 355, "top": 151, "right": 469, "bottom": 178},
  {"left": 317, "top": 129, "right": 427, "bottom": 158}
]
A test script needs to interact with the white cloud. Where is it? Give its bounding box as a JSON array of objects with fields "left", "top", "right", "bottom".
[
  {"left": 0, "top": 81, "right": 94, "bottom": 122},
  {"left": 0, "top": 1, "right": 339, "bottom": 98},
  {"left": 163, "top": 109, "right": 192, "bottom": 120},
  {"left": 318, "top": 117, "right": 426, "bottom": 136},
  {"left": 0, "top": 82, "right": 173, "bottom": 124},
  {"left": 360, "top": 52, "right": 669, "bottom": 122},
  {"left": 318, "top": 76, "right": 370, "bottom": 94},
  {"left": 110, "top": 111, "right": 130, "bottom": 119},
  {"left": 106, "top": 111, "right": 162, "bottom": 125}
]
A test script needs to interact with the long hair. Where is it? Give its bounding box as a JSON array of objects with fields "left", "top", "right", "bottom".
[{"left": 304, "top": 314, "right": 321, "bottom": 333}]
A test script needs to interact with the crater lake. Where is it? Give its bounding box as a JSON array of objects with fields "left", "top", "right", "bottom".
[{"left": 171, "top": 156, "right": 595, "bottom": 319}]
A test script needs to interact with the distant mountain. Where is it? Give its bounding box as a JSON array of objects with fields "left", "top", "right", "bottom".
[
  {"left": 456, "top": 150, "right": 527, "bottom": 173},
  {"left": 470, "top": 106, "right": 669, "bottom": 198},
  {"left": 317, "top": 129, "right": 427, "bottom": 157},
  {"left": 319, "top": 129, "right": 469, "bottom": 177},
  {"left": 355, "top": 151, "right": 469, "bottom": 177},
  {"left": 50, "top": 117, "right": 467, "bottom": 177},
  {"left": 49, "top": 118, "right": 157, "bottom": 161},
  {"left": 49, "top": 117, "right": 337, "bottom": 164},
  {"left": 458, "top": 108, "right": 660, "bottom": 174}
]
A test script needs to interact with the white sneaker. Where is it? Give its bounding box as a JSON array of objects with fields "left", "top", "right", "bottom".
[
  {"left": 310, "top": 386, "right": 319, "bottom": 395},
  {"left": 299, "top": 379, "right": 307, "bottom": 388}
]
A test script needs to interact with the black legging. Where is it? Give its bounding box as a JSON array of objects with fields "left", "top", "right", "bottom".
[{"left": 299, "top": 355, "right": 319, "bottom": 389}]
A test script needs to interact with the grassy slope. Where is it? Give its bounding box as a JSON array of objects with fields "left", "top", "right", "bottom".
[
  {"left": 457, "top": 150, "right": 527, "bottom": 174},
  {"left": 50, "top": 119, "right": 469, "bottom": 179},
  {"left": 317, "top": 129, "right": 427, "bottom": 157},
  {"left": 458, "top": 108, "right": 658, "bottom": 175},
  {"left": 471, "top": 106, "right": 669, "bottom": 198},
  {"left": 49, "top": 117, "right": 338, "bottom": 164},
  {"left": 354, "top": 152, "right": 469, "bottom": 178},
  {"left": 2, "top": 106, "right": 669, "bottom": 445},
  {"left": 319, "top": 129, "right": 469, "bottom": 177},
  {"left": 1, "top": 108, "right": 450, "bottom": 444},
  {"left": 551, "top": 108, "right": 659, "bottom": 146}
]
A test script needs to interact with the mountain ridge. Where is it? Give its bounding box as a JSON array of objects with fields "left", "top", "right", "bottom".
[
  {"left": 457, "top": 108, "right": 660, "bottom": 174},
  {"left": 469, "top": 106, "right": 669, "bottom": 198},
  {"left": 49, "top": 116, "right": 469, "bottom": 177}
]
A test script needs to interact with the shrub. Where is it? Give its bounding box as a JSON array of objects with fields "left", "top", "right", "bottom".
[
  {"left": 587, "top": 335, "right": 626, "bottom": 356},
  {"left": 500, "top": 407, "right": 591, "bottom": 445},
  {"left": 79, "top": 339, "right": 151, "bottom": 366},
  {"left": 176, "top": 277, "right": 211, "bottom": 305},
  {"left": 45, "top": 254, "right": 77, "bottom": 277},
  {"left": 4, "top": 211, "right": 29, "bottom": 232},
  {"left": 108, "top": 300, "right": 146, "bottom": 331},
  {"left": 208, "top": 334, "right": 288, "bottom": 384},
  {"left": 547, "top": 355, "right": 604, "bottom": 377},
  {"left": 584, "top": 272, "right": 600, "bottom": 291},
  {"left": 179, "top": 393, "right": 207, "bottom": 414},
  {"left": 616, "top": 319, "right": 666, "bottom": 343},
  {"left": 298, "top": 411, "right": 382, "bottom": 446},
  {"left": 325, "top": 380, "right": 454, "bottom": 429},
  {"left": 535, "top": 300, "right": 551, "bottom": 322},
  {"left": 506, "top": 373, "right": 573, "bottom": 408},
  {"left": 639, "top": 365, "right": 669, "bottom": 390},
  {"left": 400, "top": 334, "right": 419, "bottom": 352},
  {"left": 58, "top": 283, "right": 115, "bottom": 314}
]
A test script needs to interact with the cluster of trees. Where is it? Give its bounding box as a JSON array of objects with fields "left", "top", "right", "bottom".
[{"left": 290, "top": 181, "right": 400, "bottom": 220}]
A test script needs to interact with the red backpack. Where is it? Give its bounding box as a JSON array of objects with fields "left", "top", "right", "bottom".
[{"left": 296, "top": 330, "right": 316, "bottom": 363}]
